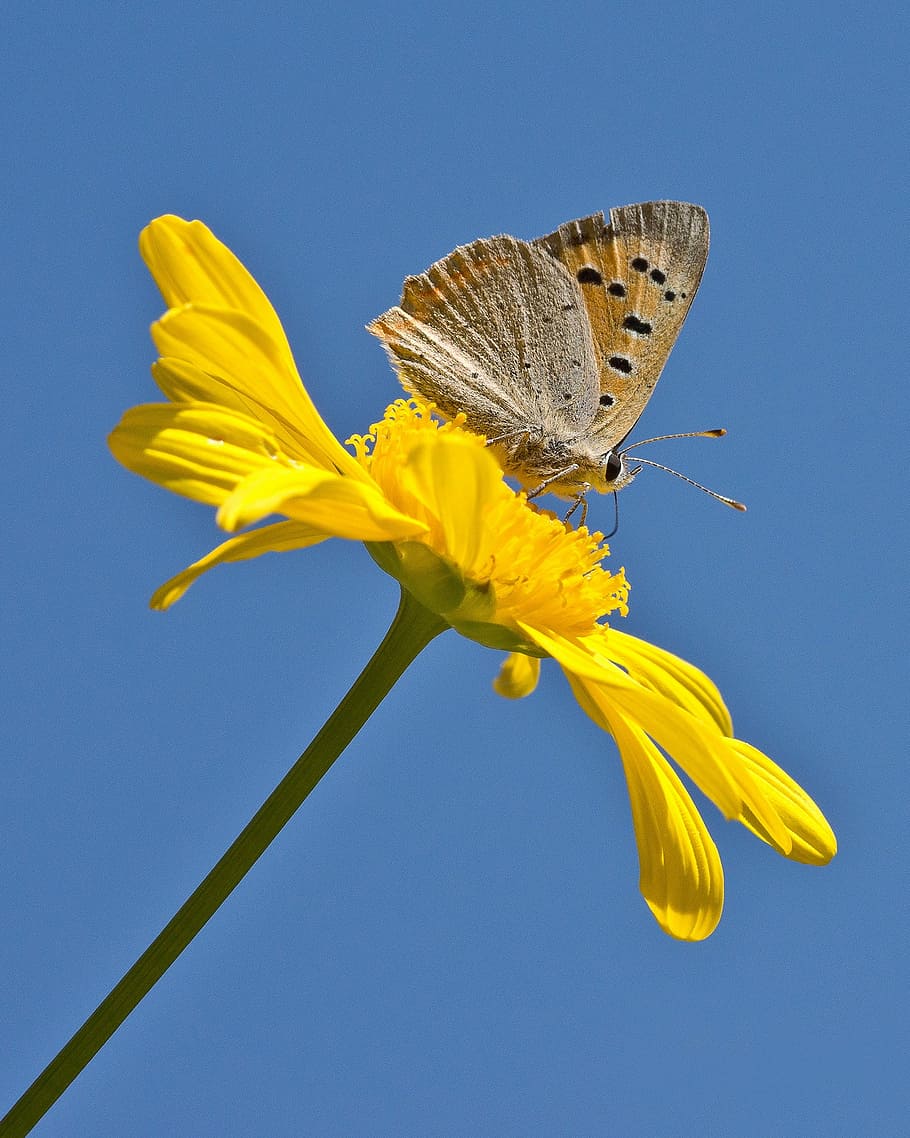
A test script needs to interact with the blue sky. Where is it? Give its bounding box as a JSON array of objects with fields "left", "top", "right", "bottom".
[{"left": 2, "top": 2, "right": 906, "bottom": 1134}]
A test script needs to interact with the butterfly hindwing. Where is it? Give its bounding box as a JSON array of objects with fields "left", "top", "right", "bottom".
[{"left": 368, "top": 234, "right": 600, "bottom": 444}]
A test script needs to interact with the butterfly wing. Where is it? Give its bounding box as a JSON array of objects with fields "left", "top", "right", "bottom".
[
  {"left": 535, "top": 201, "right": 709, "bottom": 448},
  {"left": 368, "top": 234, "right": 600, "bottom": 445}
]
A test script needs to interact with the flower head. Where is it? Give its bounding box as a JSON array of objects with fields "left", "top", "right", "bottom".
[{"left": 110, "top": 216, "right": 835, "bottom": 940}]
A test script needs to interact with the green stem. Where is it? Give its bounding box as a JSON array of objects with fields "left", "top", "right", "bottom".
[{"left": 2, "top": 588, "right": 447, "bottom": 1138}]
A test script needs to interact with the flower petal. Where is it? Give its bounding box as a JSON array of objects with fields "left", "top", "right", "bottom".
[
  {"left": 727, "top": 740, "right": 837, "bottom": 864},
  {"left": 522, "top": 626, "right": 744, "bottom": 817},
  {"left": 394, "top": 433, "right": 501, "bottom": 571},
  {"left": 529, "top": 626, "right": 795, "bottom": 850},
  {"left": 603, "top": 628, "right": 734, "bottom": 735},
  {"left": 152, "top": 357, "right": 260, "bottom": 413},
  {"left": 493, "top": 652, "right": 541, "bottom": 699},
  {"left": 217, "top": 465, "right": 429, "bottom": 542},
  {"left": 150, "top": 521, "right": 328, "bottom": 609},
  {"left": 151, "top": 304, "right": 363, "bottom": 479},
  {"left": 568, "top": 674, "right": 724, "bottom": 940},
  {"left": 140, "top": 215, "right": 293, "bottom": 359},
  {"left": 108, "top": 403, "right": 285, "bottom": 505}
]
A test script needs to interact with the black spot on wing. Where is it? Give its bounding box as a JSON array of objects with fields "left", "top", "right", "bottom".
[
  {"left": 576, "top": 265, "right": 603, "bottom": 285},
  {"left": 622, "top": 314, "right": 652, "bottom": 336}
]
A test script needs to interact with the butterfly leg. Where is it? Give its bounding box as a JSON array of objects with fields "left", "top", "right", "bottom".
[
  {"left": 484, "top": 428, "right": 530, "bottom": 446},
  {"left": 527, "top": 465, "right": 580, "bottom": 501},
  {"left": 563, "top": 492, "right": 589, "bottom": 528}
]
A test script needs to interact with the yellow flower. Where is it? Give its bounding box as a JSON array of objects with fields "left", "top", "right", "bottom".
[{"left": 109, "top": 216, "right": 836, "bottom": 940}]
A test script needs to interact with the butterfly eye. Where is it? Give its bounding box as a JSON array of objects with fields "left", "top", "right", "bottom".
[{"left": 604, "top": 452, "right": 624, "bottom": 483}]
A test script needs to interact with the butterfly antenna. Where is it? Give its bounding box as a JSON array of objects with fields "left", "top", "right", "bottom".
[
  {"left": 626, "top": 456, "right": 746, "bottom": 511},
  {"left": 621, "top": 428, "right": 728, "bottom": 451},
  {"left": 618, "top": 428, "right": 746, "bottom": 511}
]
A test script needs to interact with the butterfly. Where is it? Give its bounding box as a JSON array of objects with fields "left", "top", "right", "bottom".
[{"left": 369, "top": 201, "right": 724, "bottom": 512}]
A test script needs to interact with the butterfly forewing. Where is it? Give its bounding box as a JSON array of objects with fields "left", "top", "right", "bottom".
[{"left": 535, "top": 201, "right": 709, "bottom": 447}]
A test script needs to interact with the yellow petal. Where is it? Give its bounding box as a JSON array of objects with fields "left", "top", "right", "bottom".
[
  {"left": 493, "top": 652, "right": 541, "bottom": 699},
  {"left": 568, "top": 677, "right": 724, "bottom": 940},
  {"left": 139, "top": 216, "right": 363, "bottom": 482},
  {"left": 217, "top": 464, "right": 429, "bottom": 542},
  {"left": 522, "top": 625, "right": 744, "bottom": 818},
  {"left": 150, "top": 521, "right": 328, "bottom": 609},
  {"left": 395, "top": 433, "right": 502, "bottom": 571},
  {"left": 151, "top": 304, "right": 363, "bottom": 480},
  {"left": 140, "top": 215, "right": 294, "bottom": 358},
  {"left": 530, "top": 625, "right": 794, "bottom": 849},
  {"left": 727, "top": 739, "right": 837, "bottom": 864},
  {"left": 602, "top": 628, "right": 734, "bottom": 736},
  {"left": 152, "top": 357, "right": 254, "bottom": 412},
  {"left": 108, "top": 403, "right": 285, "bottom": 505}
]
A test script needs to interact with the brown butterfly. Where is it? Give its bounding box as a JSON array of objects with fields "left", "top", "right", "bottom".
[{"left": 369, "top": 201, "right": 739, "bottom": 514}]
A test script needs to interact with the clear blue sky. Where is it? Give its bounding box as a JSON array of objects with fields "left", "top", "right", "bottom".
[{"left": 3, "top": 2, "right": 906, "bottom": 1134}]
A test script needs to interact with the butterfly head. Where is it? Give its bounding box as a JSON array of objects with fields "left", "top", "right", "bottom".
[
  {"left": 594, "top": 449, "right": 640, "bottom": 494},
  {"left": 509, "top": 438, "right": 642, "bottom": 501}
]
